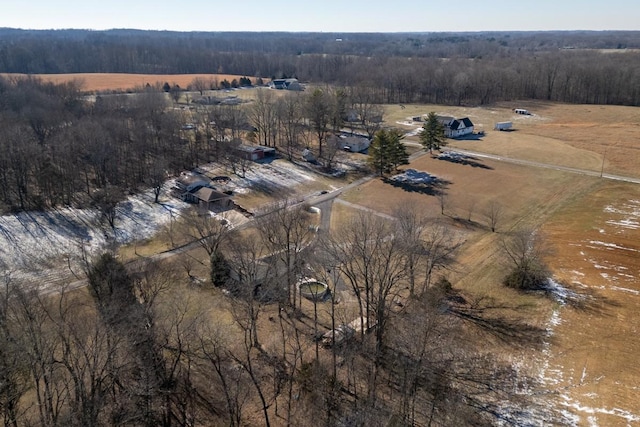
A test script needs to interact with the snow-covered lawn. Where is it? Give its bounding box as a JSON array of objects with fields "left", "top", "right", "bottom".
[
  {"left": 200, "top": 159, "right": 318, "bottom": 196},
  {"left": 0, "top": 181, "right": 189, "bottom": 285},
  {"left": 0, "top": 159, "right": 321, "bottom": 286}
]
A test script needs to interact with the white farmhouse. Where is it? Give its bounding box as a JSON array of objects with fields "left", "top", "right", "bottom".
[{"left": 436, "top": 116, "right": 475, "bottom": 138}]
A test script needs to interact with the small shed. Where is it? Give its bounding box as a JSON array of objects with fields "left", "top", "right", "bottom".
[
  {"left": 514, "top": 108, "right": 531, "bottom": 115},
  {"left": 494, "top": 121, "right": 513, "bottom": 131}
]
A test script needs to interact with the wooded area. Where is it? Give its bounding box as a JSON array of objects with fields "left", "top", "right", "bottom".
[
  {"left": 1, "top": 29, "right": 640, "bottom": 105},
  {"left": 0, "top": 75, "right": 388, "bottom": 212},
  {"left": 0, "top": 202, "right": 543, "bottom": 426}
]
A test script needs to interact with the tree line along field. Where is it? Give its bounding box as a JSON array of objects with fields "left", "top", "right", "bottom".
[
  {"left": 1, "top": 72, "right": 260, "bottom": 93},
  {"left": 0, "top": 69, "right": 639, "bottom": 425},
  {"left": 2, "top": 29, "right": 640, "bottom": 106}
]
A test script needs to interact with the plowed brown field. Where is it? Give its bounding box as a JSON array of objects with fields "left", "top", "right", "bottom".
[{"left": 1, "top": 73, "right": 256, "bottom": 92}]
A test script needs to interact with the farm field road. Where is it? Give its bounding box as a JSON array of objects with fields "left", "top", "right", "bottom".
[
  {"left": 404, "top": 141, "right": 640, "bottom": 184},
  {"left": 404, "top": 139, "right": 640, "bottom": 185},
  {"left": 455, "top": 149, "right": 640, "bottom": 184}
]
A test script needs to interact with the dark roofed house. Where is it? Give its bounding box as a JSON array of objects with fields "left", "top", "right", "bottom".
[
  {"left": 193, "top": 187, "right": 232, "bottom": 210},
  {"left": 436, "top": 115, "right": 474, "bottom": 138},
  {"left": 172, "top": 171, "right": 233, "bottom": 209},
  {"left": 172, "top": 172, "right": 210, "bottom": 202},
  {"left": 268, "top": 78, "right": 303, "bottom": 91}
]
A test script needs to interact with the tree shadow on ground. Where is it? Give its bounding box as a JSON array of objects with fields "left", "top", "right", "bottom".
[
  {"left": 449, "top": 216, "right": 488, "bottom": 231},
  {"left": 382, "top": 176, "right": 451, "bottom": 196},
  {"left": 447, "top": 295, "right": 548, "bottom": 349},
  {"left": 436, "top": 153, "right": 494, "bottom": 169},
  {"left": 247, "top": 179, "right": 291, "bottom": 197},
  {"left": 544, "top": 281, "right": 621, "bottom": 316},
  {"left": 449, "top": 282, "right": 621, "bottom": 349}
]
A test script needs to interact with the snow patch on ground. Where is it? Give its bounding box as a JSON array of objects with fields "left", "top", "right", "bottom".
[
  {"left": 496, "top": 279, "right": 582, "bottom": 426},
  {"left": 0, "top": 159, "right": 320, "bottom": 287},
  {"left": 587, "top": 240, "right": 640, "bottom": 253},
  {"left": 610, "top": 286, "right": 640, "bottom": 296},
  {"left": 437, "top": 151, "right": 471, "bottom": 161},
  {"left": 558, "top": 395, "right": 640, "bottom": 424},
  {"left": 603, "top": 200, "right": 640, "bottom": 230},
  {"left": 545, "top": 278, "right": 579, "bottom": 306},
  {"left": 0, "top": 182, "right": 189, "bottom": 285},
  {"left": 389, "top": 169, "right": 437, "bottom": 185}
]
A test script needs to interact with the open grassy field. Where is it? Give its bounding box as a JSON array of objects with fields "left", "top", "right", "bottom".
[
  {"left": 0, "top": 73, "right": 257, "bottom": 93},
  {"left": 389, "top": 101, "right": 640, "bottom": 179},
  {"left": 340, "top": 154, "right": 639, "bottom": 423},
  {"left": 542, "top": 181, "right": 640, "bottom": 425},
  {"left": 338, "top": 100, "right": 640, "bottom": 424}
]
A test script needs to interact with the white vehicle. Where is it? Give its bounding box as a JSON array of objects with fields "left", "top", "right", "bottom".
[{"left": 494, "top": 121, "right": 513, "bottom": 131}]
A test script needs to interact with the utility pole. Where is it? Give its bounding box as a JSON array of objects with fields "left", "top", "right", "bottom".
[{"left": 600, "top": 146, "right": 607, "bottom": 178}]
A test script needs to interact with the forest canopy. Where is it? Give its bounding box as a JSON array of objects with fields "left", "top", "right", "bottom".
[{"left": 1, "top": 29, "right": 640, "bottom": 105}]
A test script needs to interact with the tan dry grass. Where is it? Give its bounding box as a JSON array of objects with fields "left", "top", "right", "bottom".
[
  {"left": 336, "top": 139, "right": 640, "bottom": 421},
  {"left": 385, "top": 102, "right": 640, "bottom": 178},
  {"left": 541, "top": 181, "right": 640, "bottom": 424}
]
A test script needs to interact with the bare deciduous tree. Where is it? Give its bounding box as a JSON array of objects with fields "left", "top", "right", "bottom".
[
  {"left": 421, "top": 221, "right": 463, "bottom": 292},
  {"left": 501, "top": 228, "right": 552, "bottom": 291},
  {"left": 305, "top": 88, "right": 331, "bottom": 160},
  {"left": 274, "top": 93, "right": 305, "bottom": 161},
  {"left": 484, "top": 200, "right": 504, "bottom": 232},
  {"left": 321, "top": 212, "right": 406, "bottom": 400},
  {"left": 248, "top": 89, "right": 277, "bottom": 147},
  {"left": 180, "top": 208, "right": 231, "bottom": 257},
  {"left": 256, "top": 199, "right": 314, "bottom": 309}
]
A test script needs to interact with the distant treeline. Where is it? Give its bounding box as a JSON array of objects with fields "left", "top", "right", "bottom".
[{"left": 1, "top": 29, "right": 640, "bottom": 105}]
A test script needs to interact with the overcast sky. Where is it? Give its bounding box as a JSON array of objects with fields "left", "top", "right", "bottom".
[{"left": 2, "top": 0, "right": 638, "bottom": 32}]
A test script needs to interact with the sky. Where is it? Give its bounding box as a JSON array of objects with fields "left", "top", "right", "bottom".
[{"left": 1, "top": 0, "right": 639, "bottom": 33}]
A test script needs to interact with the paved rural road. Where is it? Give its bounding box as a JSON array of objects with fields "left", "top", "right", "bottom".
[{"left": 44, "top": 172, "right": 378, "bottom": 296}]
